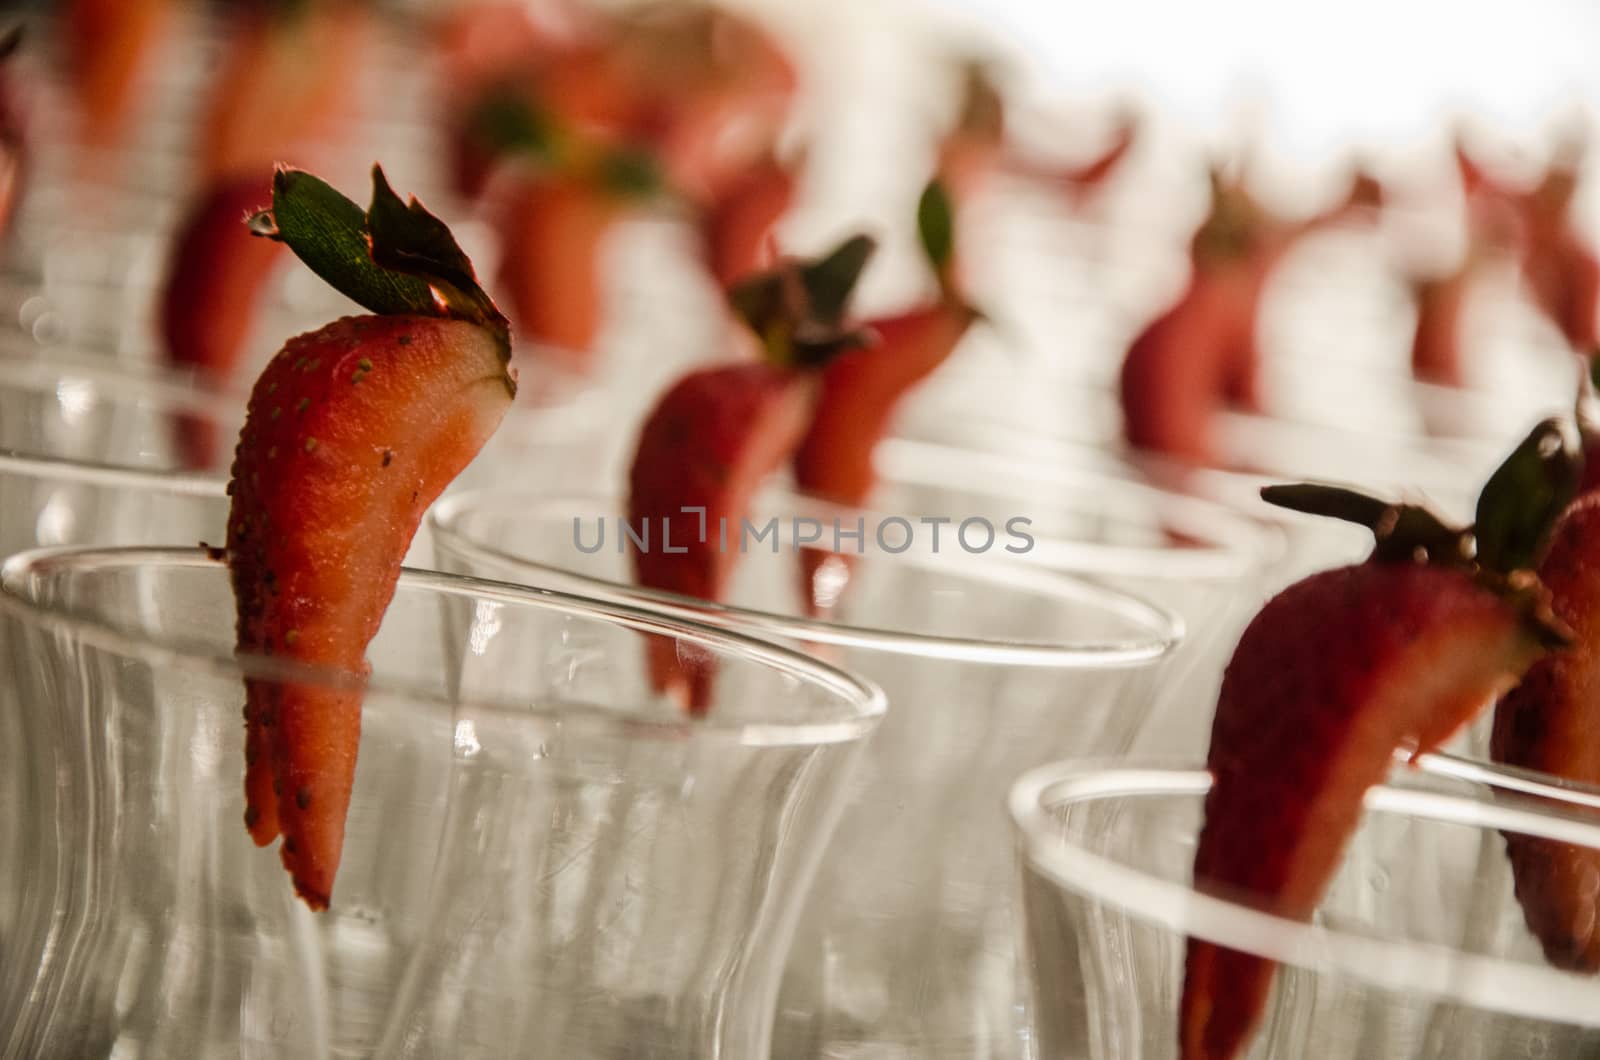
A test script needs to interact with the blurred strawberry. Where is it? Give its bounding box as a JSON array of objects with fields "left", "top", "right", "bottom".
[
  {"left": 60, "top": 0, "right": 174, "bottom": 153},
  {"left": 700, "top": 147, "right": 801, "bottom": 289},
  {"left": 161, "top": 173, "right": 282, "bottom": 468},
  {"left": 493, "top": 148, "right": 662, "bottom": 371},
  {"left": 793, "top": 180, "right": 980, "bottom": 611},
  {"left": 0, "top": 28, "right": 27, "bottom": 244},
  {"left": 1120, "top": 165, "right": 1381, "bottom": 462},
  {"left": 628, "top": 235, "right": 874, "bottom": 710},
  {"left": 199, "top": 0, "right": 369, "bottom": 184}
]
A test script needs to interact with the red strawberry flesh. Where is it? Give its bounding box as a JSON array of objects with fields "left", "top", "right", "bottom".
[
  {"left": 229, "top": 314, "right": 512, "bottom": 908},
  {"left": 793, "top": 301, "right": 974, "bottom": 607},
  {"left": 627, "top": 361, "right": 813, "bottom": 709},
  {"left": 1183, "top": 562, "right": 1544, "bottom": 1059},
  {"left": 161, "top": 173, "right": 284, "bottom": 467},
  {"left": 1493, "top": 495, "right": 1600, "bottom": 970}
]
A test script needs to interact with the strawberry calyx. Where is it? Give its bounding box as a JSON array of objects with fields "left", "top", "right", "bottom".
[
  {"left": 0, "top": 25, "right": 21, "bottom": 62},
  {"left": 1193, "top": 167, "right": 1267, "bottom": 266},
  {"left": 461, "top": 83, "right": 562, "bottom": 168},
  {"left": 727, "top": 233, "right": 877, "bottom": 369},
  {"left": 953, "top": 59, "right": 1004, "bottom": 145},
  {"left": 248, "top": 164, "right": 512, "bottom": 359},
  {"left": 1263, "top": 417, "right": 1579, "bottom": 650},
  {"left": 458, "top": 85, "right": 664, "bottom": 201},
  {"left": 915, "top": 177, "right": 985, "bottom": 327}
]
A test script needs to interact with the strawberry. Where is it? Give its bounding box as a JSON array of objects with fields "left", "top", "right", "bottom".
[
  {"left": 160, "top": 173, "right": 284, "bottom": 467},
  {"left": 1119, "top": 166, "right": 1379, "bottom": 462},
  {"left": 446, "top": 80, "right": 665, "bottom": 370},
  {"left": 1446, "top": 135, "right": 1597, "bottom": 355},
  {"left": 932, "top": 60, "right": 1007, "bottom": 205},
  {"left": 936, "top": 62, "right": 1136, "bottom": 212},
  {"left": 627, "top": 234, "right": 875, "bottom": 711},
  {"left": 494, "top": 162, "right": 653, "bottom": 368},
  {"left": 1181, "top": 419, "right": 1578, "bottom": 1060},
  {"left": 437, "top": 3, "right": 591, "bottom": 201},
  {"left": 792, "top": 180, "right": 979, "bottom": 610},
  {"left": 198, "top": 0, "right": 368, "bottom": 184},
  {"left": 1520, "top": 152, "right": 1599, "bottom": 351},
  {"left": 1491, "top": 493, "right": 1600, "bottom": 971},
  {"left": 60, "top": 0, "right": 172, "bottom": 153},
  {"left": 604, "top": 4, "right": 796, "bottom": 201},
  {"left": 228, "top": 166, "right": 514, "bottom": 908},
  {"left": 0, "top": 28, "right": 26, "bottom": 244},
  {"left": 700, "top": 147, "right": 799, "bottom": 290}
]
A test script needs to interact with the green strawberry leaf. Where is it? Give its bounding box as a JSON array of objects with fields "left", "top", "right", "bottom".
[
  {"left": 365, "top": 166, "right": 509, "bottom": 348},
  {"left": 917, "top": 179, "right": 954, "bottom": 277},
  {"left": 728, "top": 234, "right": 877, "bottom": 369},
  {"left": 1474, "top": 417, "right": 1579, "bottom": 574},
  {"left": 799, "top": 234, "right": 876, "bottom": 326},
  {"left": 250, "top": 166, "right": 509, "bottom": 353},
  {"left": 594, "top": 145, "right": 665, "bottom": 200},
  {"left": 463, "top": 87, "right": 560, "bottom": 164},
  {"left": 251, "top": 167, "right": 437, "bottom": 317}
]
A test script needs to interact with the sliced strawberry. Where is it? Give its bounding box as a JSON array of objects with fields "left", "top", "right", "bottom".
[
  {"left": 1526, "top": 234, "right": 1600, "bottom": 352},
  {"left": 1119, "top": 277, "right": 1235, "bottom": 463},
  {"left": 161, "top": 173, "right": 284, "bottom": 467},
  {"left": 629, "top": 362, "right": 815, "bottom": 706},
  {"left": 1409, "top": 271, "right": 1472, "bottom": 386},
  {"left": 1492, "top": 494, "right": 1600, "bottom": 970},
  {"left": 627, "top": 235, "right": 874, "bottom": 711},
  {"left": 1119, "top": 166, "right": 1379, "bottom": 460},
  {"left": 198, "top": 0, "right": 367, "bottom": 183},
  {"left": 792, "top": 180, "right": 978, "bottom": 608},
  {"left": 60, "top": 0, "right": 172, "bottom": 153},
  {"left": 0, "top": 28, "right": 26, "bottom": 244},
  {"left": 495, "top": 169, "right": 635, "bottom": 368},
  {"left": 701, "top": 148, "right": 798, "bottom": 289},
  {"left": 229, "top": 166, "right": 514, "bottom": 908},
  {"left": 1181, "top": 420, "right": 1578, "bottom": 1060}
]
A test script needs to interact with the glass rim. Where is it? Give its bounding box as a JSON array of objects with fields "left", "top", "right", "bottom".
[
  {"left": 1009, "top": 758, "right": 1600, "bottom": 1027},
  {"left": 0, "top": 349, "right": 602, "bottom": 485},
  {"left": 431, "top": 491, "right": 1185, "bottom": 668},
  {"left": 0, "top": 546, "right": 888, "bottom": 746},
  {"left": 874, "top": 438, "right": 1280, "bottom": 582},
  {"left": 0, "top": 351, "right": 238, "bottom": 484}
]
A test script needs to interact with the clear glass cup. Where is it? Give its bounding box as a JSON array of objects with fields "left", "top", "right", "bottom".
[
  {"left": 855, "top": 437, "right": 1280, "bottom": 759},
  {"left": 0, "top": 545, "right": 884, "bottom": 1059},
  {"left": 1009, "top": 758, "right": 1600, "bottom": 1060},
  {"left": 0, "top": 352, "right": 242, "bottom": 554},
  {"left": 430, "top": 490, "right": 1184, "bottom": 1058}
]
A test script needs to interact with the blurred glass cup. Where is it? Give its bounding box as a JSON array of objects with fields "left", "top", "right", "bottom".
[
  {"left": 0, "top": 351, "right": 243, "bottom": 550},
  {"left": 847, "top": 437, "right": 1280, "bottom": 758},
  {"left": 1010, "top": 758, "right": 1600, "bottom": 1060},
  {"left": 430, "top": 489, "right": 1182, "bottom": 1058},
  {"left": 0, "top": 546, "right": 884, "bottom": 1059}
]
